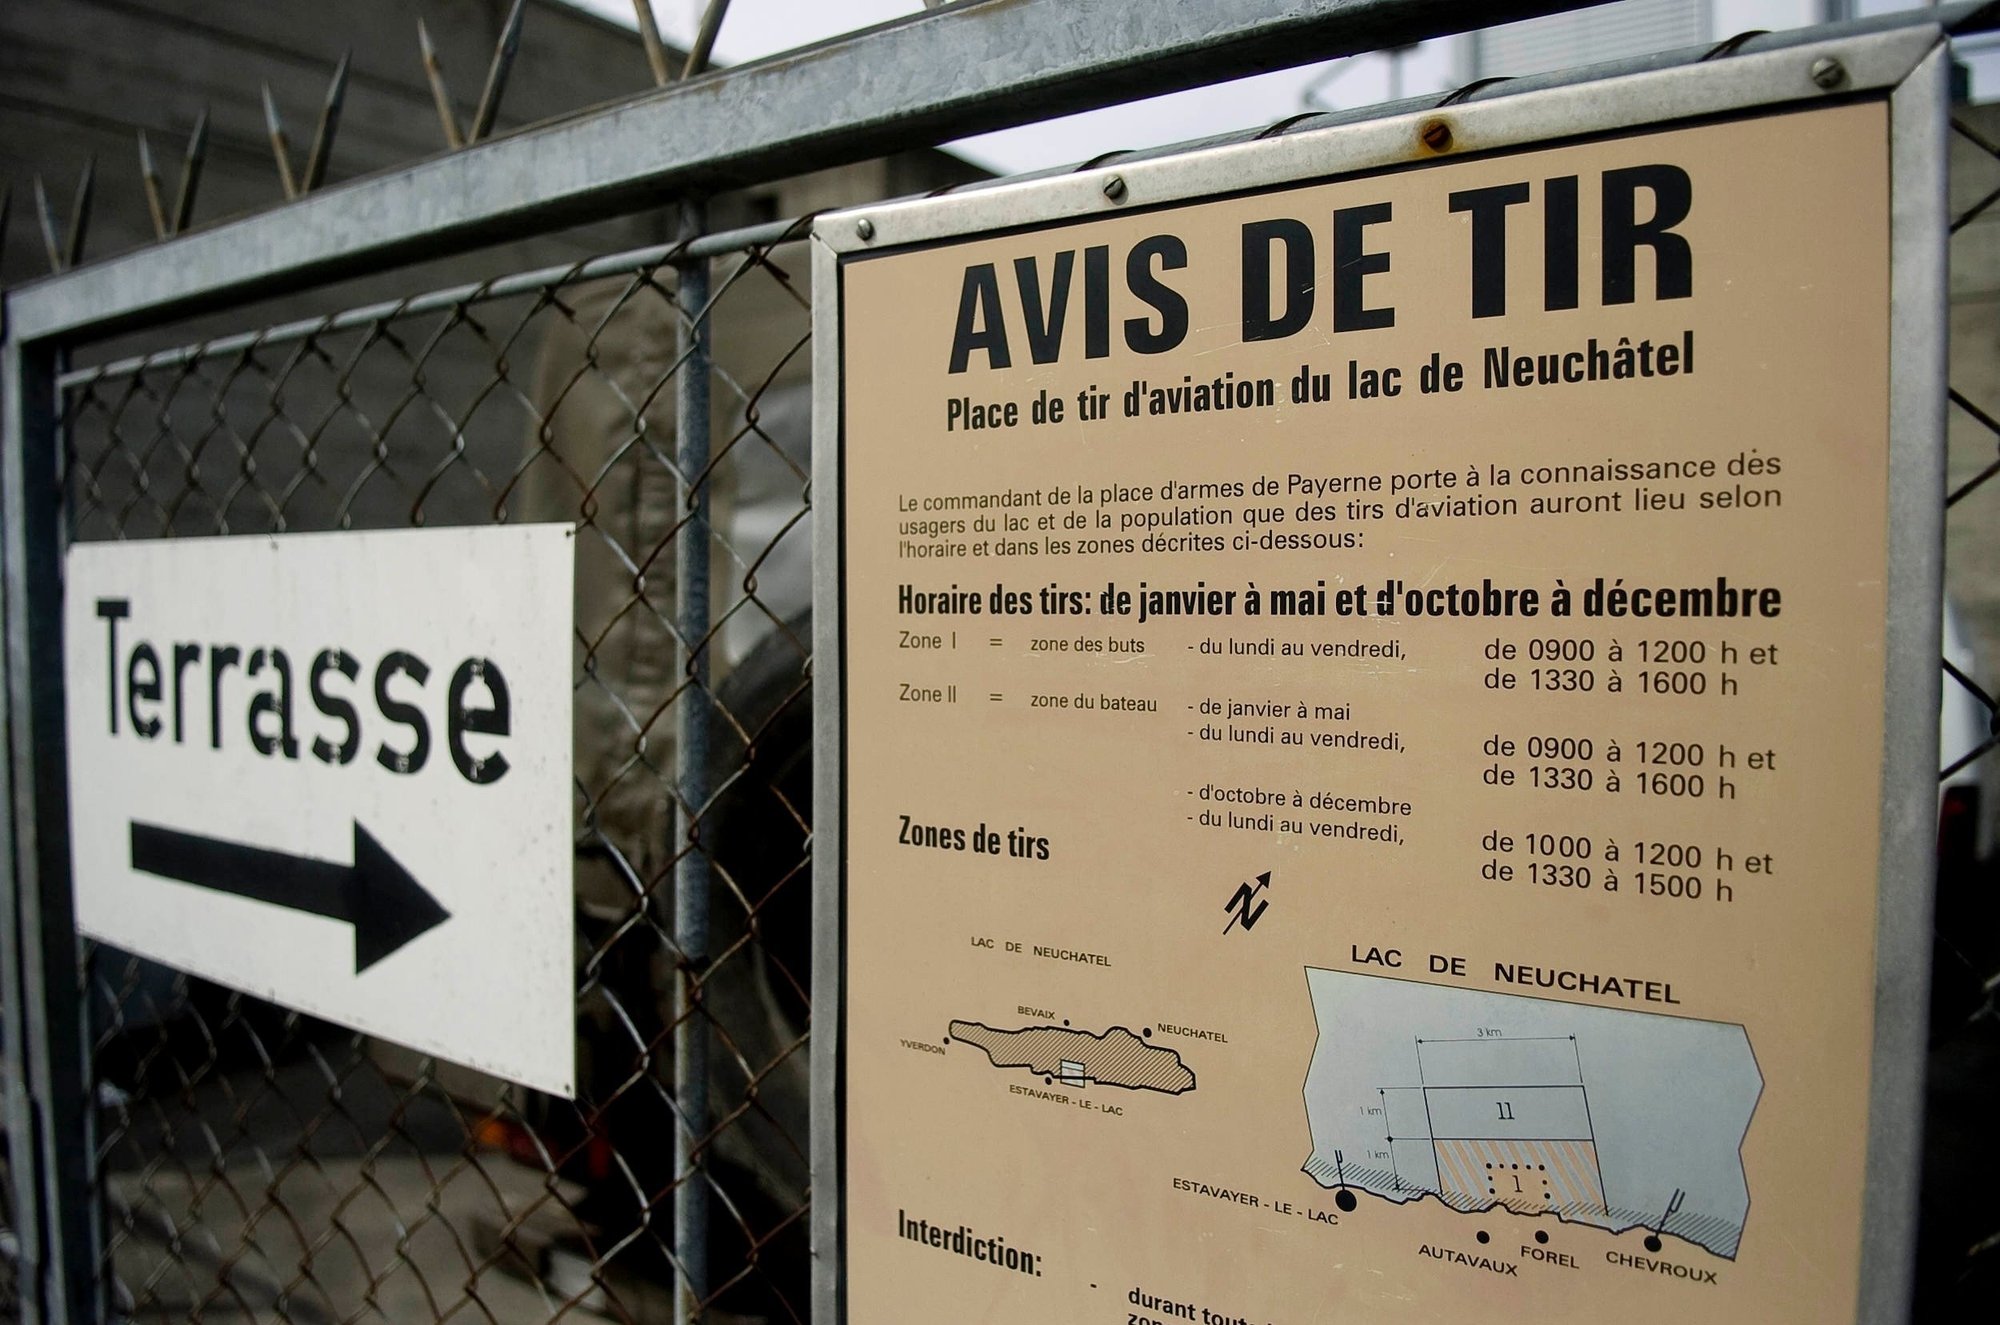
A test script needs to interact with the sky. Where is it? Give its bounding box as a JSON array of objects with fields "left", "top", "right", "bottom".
[
  {"left": 567, "top": 2, "right": 1988, "bottom": 176},
  {"left": 570, "top": 0, "right": 1459, "bottom": 173}
]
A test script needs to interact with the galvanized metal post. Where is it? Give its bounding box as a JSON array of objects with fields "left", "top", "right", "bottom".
[
  {"left": 1, "top": 334, "right": 103, "bottom": 1324},
  {"left": 0, "top": 354, "right": 40, "bottom": 1323},
  {"left": 0, "top": 823, "right": 34, "bottom": 1322},
  {"left": 672, "top": 199, "right": 713, "bottom": 1325}
]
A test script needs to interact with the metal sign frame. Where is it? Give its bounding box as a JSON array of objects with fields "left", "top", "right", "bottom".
[{"left": 810, "top": 21, "right": 1947, "bottom": 1323}]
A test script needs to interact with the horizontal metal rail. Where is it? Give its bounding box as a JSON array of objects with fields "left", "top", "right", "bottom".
[
  {"left": 4, "top": 0, "right": 1610, "bottom": 345},
  {"left": 56, "top": 216, "right": 810, "bottom": 388}
]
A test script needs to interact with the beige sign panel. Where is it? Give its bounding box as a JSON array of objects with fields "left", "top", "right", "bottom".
[{"left": 835, "top": 102, "right": 1895, "bottom": 1322}]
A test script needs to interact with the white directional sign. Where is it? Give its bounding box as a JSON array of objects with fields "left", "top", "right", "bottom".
[{"left": 65, "top": 525, "right": 576, "bottom": 1096}]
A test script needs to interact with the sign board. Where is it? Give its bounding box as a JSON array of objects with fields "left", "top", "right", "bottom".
[
  {"left": 65, "top": 525, "right": 576, "bottom": 1097},
  {"left": 816, "top": 35, "right": 1943, "bottom": 1325}
]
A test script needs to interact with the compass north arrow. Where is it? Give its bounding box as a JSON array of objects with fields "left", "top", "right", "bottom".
[{"left": 129, "top": 821, "right": 450, "bottom": 972}]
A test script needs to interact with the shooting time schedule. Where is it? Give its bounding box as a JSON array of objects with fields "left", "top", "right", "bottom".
[{"left": 833, "top": 102, "right": 1896, "bottom": 1325}]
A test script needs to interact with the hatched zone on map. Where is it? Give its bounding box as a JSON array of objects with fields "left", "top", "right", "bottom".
[
  {"left": 1377, "top": 1038, "right": 1609, "bottom": 1219},
  {"left": 1301, "top": 970, "right": 1760, "bottom": 1259}
]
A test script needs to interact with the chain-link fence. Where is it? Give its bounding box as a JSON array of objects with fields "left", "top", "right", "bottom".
[
  {"left": 55, "top": 215, "right": 817, "bottom": 1323},
  {"left": 1943, "top": 106, "right": 2000, "bottom": 1019},
  {"left": 1913, "top": 90, "right": 2000, "bottom": 1315},
  {"left": 35, "top": 123, "right": 2000, "bottom": 1319}
]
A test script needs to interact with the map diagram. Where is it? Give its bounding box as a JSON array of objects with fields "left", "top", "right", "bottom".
[
  {"left": 948, "top": 1020, "right": 1196, "bottom": 1094},
  {"left": 1301, "top": 969, "right": 1760, "bottom": 1258}
]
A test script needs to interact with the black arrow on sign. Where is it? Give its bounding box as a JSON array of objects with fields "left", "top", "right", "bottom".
[{"left": 129, "top": 821, "right": 450, "bottom": 972}]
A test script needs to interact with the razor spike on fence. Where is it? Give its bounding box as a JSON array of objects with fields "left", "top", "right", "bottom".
[
  {"left": 31, "top": 162, "right": 93, "bottom": 274},
  {"left": 136, "top": 110, "right": 209, "bottom": 241},
  {"left": 683, "top": 0, "right": 732, "bottom": 79},
  {"left": 137, "top": 131, "right": 166, "bottom": 239},
  {"left": 65, "top": 159, "right": 93, "bottom": 274},
  {"left": 263, "top": 56, "right": 347, "bottom": 202},
  {"left": 173, "top": 108, "right": 210, "bottom": 235},
  {"left": 469, "top": 0, "right": 527, "bottom": 144},
  {"left": 301, "top": 52, "right": 352, "bottom": 196},
  {"left": 632, "top": 1, "right": 672, "bottom": 87},
  {"left": 261, "top": 82, "right": 298, "bottom": 200},
  {"left": 31, "top": 175, "right": 57, "bottom": 273},
  {"left": 416, "top": 19, "right": 466, "bottom": 150}
]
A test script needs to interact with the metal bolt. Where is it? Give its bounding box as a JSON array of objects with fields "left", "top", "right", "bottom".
[
  {"left": 1420, "top": 119, "right": 1453, "bottom": 152},
  {"left": 1810, "top": 57, "right": 1846, "bottom": 90},
  {"left": 855, "top": 217, "right": 875, "bottom": 241},
  {"left": 1102, "top": 174, "right": 1127, "bottom": 203}
]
